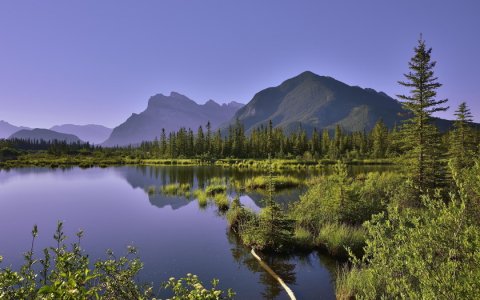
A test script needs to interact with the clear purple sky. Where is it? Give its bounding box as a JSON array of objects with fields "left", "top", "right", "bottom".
[{"left": 0, "top": 0, "right": 479, "bottom": 128}]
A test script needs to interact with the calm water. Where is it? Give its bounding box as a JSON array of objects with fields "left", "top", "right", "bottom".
[{"left": 0, "top": 165, "right": 388, "bottom": 299}]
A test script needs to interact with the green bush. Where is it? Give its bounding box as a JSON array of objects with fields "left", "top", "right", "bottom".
[
  {"left": 341, "top": 193, "right": 480, "bottom": 299},
  {"left": 0, "top": 222, "right": 235, "bottom": 300}
]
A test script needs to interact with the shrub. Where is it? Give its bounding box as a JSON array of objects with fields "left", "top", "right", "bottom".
[
  {"left": 342, "top": 193, "right": 480, "bottom": 299},
  {"left": 163, "top": 273, "right": 235, "bottom": 299},
  {"left": 0, "top": 222, "right": 235, "bottom": 300}
]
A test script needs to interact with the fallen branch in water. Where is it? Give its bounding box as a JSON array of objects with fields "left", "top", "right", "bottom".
[{"left": 250, "top": 248, "right": 297, "bottom": 300}]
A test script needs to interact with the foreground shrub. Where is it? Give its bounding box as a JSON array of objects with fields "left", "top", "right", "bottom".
[
  {"left": 0, "top": 222, "right": 234, "bottom": 300},
  {"left": 163, "top": 273, "right": 235, "bottom": 300},
  {"left": 339, "top": 193, "right": 480, "bottom": 299}
]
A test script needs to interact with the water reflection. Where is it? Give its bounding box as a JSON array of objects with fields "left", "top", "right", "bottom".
[
  {"left": 0, "top": 165, "right": 391, "bottom": 299},
  {"left": 114, "top": 166, "right": 312, "bottom": 210},
  {"left": 228, "top": 232, "right": 296, "bottom": 299}
]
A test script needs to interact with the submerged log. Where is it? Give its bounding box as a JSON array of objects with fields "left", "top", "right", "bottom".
[{"left": 250, "top": 248, "right": 297, "bottom": 300}]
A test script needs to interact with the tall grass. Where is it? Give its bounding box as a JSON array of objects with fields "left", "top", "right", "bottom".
[
  {"left": 161, "top": 183, "right": 191, "bottom": 196},
  {"left": 293, "top": 226, "right": 314, "bottom": 250},
  {"left": 245, "top": 175, "right": 302, "bottom": 190},
  {"left": 316, "top": 223, "right": 365, "bottom": 258},
  {"left": 335, "top": 265, "right": 376, "bottom": 300},
  {"left": 193, "top": 189, "right": 208, "bottom": 208},
  {"left": 213, "top": 193, "right": 229, "bottom": 211}
]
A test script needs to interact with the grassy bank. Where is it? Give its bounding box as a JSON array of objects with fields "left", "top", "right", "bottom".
[{"left": 0, "top": 153, "right": 395, "bottom": 169}]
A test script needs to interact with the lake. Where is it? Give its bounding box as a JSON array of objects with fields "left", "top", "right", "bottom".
[{"left": 0, "top": 165, "right": 385, "bottom": 299}]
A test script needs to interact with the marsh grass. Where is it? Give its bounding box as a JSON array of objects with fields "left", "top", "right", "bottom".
[
  {"left": 213, "top": 193, "right": 229, "bottom": 211},
  {"left": 245, "top": 175, "right": 302, "bottom": 190},
  {"left": 293, "top": 226, "right": 314, "bottom": 250},
  {"left": 193, "top": 189, "right": 208, "bottom": 208},
  {"left": 335, "top": 265, "right": 376, "bottom": 300},
  {"left": 161, "top": 183, "right": 191, "bottom": 196},
  {"left": 316, "top": 223, "right": 365, "bottom": 258}
]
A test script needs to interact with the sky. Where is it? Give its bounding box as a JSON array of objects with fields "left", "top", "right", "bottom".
[{"left": 0, "top": 0, "right": 479, "bottom": 128}]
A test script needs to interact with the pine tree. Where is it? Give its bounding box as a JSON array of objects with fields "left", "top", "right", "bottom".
[
  {"left": 450, "top": 102, "right": 476, "bottom": 170},
  {"left": 397, "top": 36, "right": 448, "bottom": 195},
  {"left": 371, "top": 119, "right": 388, "bottom": 158},
  {"left": 260, "top": 155, "right": 294, "bottom": 252}
]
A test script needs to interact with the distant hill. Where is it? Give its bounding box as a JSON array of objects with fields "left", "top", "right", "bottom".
[
  {"left": 102, "top": 92, "right": 243, "bottom": 147},
  {"left": 50, "top": 124, "right": 112, "bottom": 145},
  {"left": 9, "top": 129, "right": 82, "bottom": 143},
  {"left": 226, "top": 71, "right": 456, "bottom": 134},
  {"left": 0, "top": 121, "right": 30, "bottom": 139}
]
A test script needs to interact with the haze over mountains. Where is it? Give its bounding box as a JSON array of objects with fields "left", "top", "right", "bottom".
[
  {"left": 0, "top": 121, "right": 30, "bottom": 139},
  {"left": 50, "top": 124, "right": 112, "bottom": 144},
  {"left": 2, "top": 71, "right": 462, "bottom": 145},
  {"left": 102, "top": 92, "right": 243, "bottom": 146}
]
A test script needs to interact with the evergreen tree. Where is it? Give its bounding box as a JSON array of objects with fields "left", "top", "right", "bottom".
[
  {"left": 371, "top": 119, "right": 388, "bottom": 158},
  {"left": 397, "top": 36, "right": 448, "bottom": 196},
  {"left": 450, "top": 102, "right": 476, "bottom": 170}
]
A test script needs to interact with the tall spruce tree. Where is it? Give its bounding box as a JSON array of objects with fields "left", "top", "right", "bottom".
[
  {"left": 397, "top": 36, "right": 448, "bottom": 195},
  {"left": 450, "top": 102, "right": 476, "bottom": 170}
]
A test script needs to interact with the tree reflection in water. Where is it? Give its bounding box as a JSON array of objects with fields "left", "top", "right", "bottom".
[{"left": 227, "top": 231, "right": 297, "bottom": 300}]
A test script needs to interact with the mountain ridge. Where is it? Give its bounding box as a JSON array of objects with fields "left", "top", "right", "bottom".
[
  {"left": 9, "top": 128, "right": 83, "bottom": 144},
  {"left": 50, "top": 124, "right": 112, "bottom": 145},
  {"left": 102, "top": 92, "right": 244, "bottom": 147},
  {"left": 226, "top": 71, "right": 457, "bottom": 134}
]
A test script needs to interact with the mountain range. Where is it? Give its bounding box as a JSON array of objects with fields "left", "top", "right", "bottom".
[
  {"left": 0, "top": 121, "right": 30, "bottom": 139},
  {"left": 50, "top": 124, "right": 112, "bottom": 145},
  {"left": 9, "top": 128, "right": 82, "bottom": 143},
  {"left": 226, "top": 71, "right": 453, "bottom": 134},
  {"left": 102, "top": 92, "right": 243, "bottom": 146},
  {"left": 1, "top": 71, "right": 465, "bottom": 145}
]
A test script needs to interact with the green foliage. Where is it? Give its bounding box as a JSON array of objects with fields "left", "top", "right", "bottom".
[
  {"left": 0, "top": 223, "right": 235, "bottom": 300},
  {"left": 341, "top": 192, "right": 480, "bottom": 299},
  {"left": 0, "top": 222, "right": 150, "bottom": 299},
  {"left": 449, "top": 102, "right": 477, "bottom": 171},
  {"left": 205, "top": 178, "right": 227, "bottom": 196},
  {"left": 316, "top": 223, "right": 365, "bottom": 258},
  {"left": 213, "top": 193, "right": 229, "bottom": 211},
  {"left": 163, "top": 273, "right": 235, "bottom": 300},
  {"left": 161, "top": 183, "right": 191, "bottom": 196},
  {"left": 193, "top": 189, "right": 208, "bottom": 208},
  {"left": 397, "top": 36, "right": 449, "bottom": 197},
  {"left": 244, "top": 175, "right": 302, "bottom": 190}
]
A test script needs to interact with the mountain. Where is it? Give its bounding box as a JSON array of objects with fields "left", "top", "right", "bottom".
[
  {"left": 9, "top": 129, "right": 82, "bottom": 143},
  {"left": 227, "top": 71, "right": 455, "bottom": 134},
  {"left": 50, "top": 124, "right": 112, "bottom": 145},
  {"left": 0, "top": 121, "right": 30, "bottom": 139},
  {"left": 102, "top": 92, "right": 243, "bottom": 147}
]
